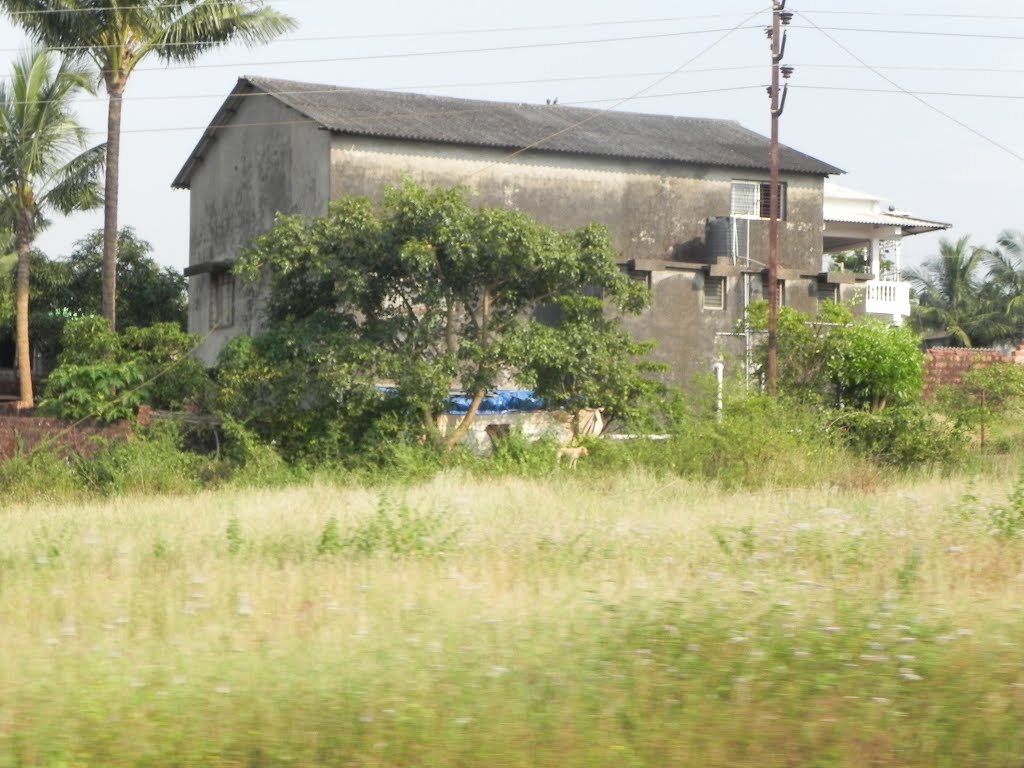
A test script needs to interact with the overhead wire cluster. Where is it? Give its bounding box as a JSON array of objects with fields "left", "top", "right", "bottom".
[{"left": 0, "top": 4, "right": 1017, "bottom": 160}]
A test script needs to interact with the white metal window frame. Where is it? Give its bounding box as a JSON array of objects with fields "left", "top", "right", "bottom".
[{"left": 731, "top": 180, "right": 787, "bottom": 220}]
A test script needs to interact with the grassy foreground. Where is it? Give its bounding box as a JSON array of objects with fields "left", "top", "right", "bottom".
[{"left": 1, "top": 470, "right": 1023, "bottom": 767}]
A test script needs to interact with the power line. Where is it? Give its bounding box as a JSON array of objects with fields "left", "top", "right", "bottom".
[
  {"left": 122, "top": 25, "right": 765, "bottom": 72},
  {"left": 796, "top": 11, "right": 1024, "bottom": 164},
  {"left": 458, "top": 10, "right": 766, "bottom": 181},
  {"left": 63, "top": 81, "right": 1024, "bottom": 140},
  {"left": 799, "top": 9, "right": 1024, "bottom": 21},
  {"left": 795, "top": 85, "right": 1024, "bottom": 101},
  {"left": 2, "top": 0, "right": 300, "bottom": 16},
  {"left": 100, "top": 85, "right": 765, "bottom": 137},
  {"left": 791, "top": 25, "right": 1024, "bottom": 41},
  {"left": 0, "top": 11, "right": 767, "bottom": 53}
]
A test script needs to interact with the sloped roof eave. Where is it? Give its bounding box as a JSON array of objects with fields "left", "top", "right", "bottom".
[
  {"left": 825, "top": 212, "right": 951, "bottom": 235},
  {"left": 174, "top": 76, "right": 844, "bottom": 189}
]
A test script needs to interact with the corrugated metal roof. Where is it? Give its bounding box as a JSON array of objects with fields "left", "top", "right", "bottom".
[
  {"left": 173, "top": 76, "right": 844, "bottom": 189},
  {"left": 824, "top": 211, "right": 951, "bottom": 234}
]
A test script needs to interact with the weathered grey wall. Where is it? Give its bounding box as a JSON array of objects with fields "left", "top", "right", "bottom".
[
  {"left": 328, "top": 136, "right": 826, "bottom": 385},
  {"left": 186, "top": 95, "right": 331, "bottom": 363},
  {"left": 185, "top": 125, "right": 828, "bottom": 382},
  {"left": 329, "top": 136, "right": 824, "bottom": 266}
]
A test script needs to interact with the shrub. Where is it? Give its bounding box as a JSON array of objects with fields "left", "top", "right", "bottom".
[
  {"left": 40, "top": 317, "right": 213, "bottom": 421},
  {"left": 72, "top": 422, "right": 206, "bottom": 496},
  {"left": 830, "top": 404, "right": 968, "bottom": 470},
  {"left": 339, "top": 497, "right": 459, "bottom": 557}
]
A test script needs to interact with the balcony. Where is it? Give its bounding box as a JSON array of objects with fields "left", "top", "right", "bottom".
[{"left": 864, "top": 280, "right": 911, "bottom": 323}]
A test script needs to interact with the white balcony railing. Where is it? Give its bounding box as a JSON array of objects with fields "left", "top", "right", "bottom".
[{"left": 864, "top": 280, "right": 911, "bottom": 323}]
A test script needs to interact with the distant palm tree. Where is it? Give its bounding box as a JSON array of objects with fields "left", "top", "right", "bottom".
[
  {"left": 985, "top": 229, "right": 1024, "bottom": 332},
  {"left": 0, "top": 0, "right": 297, "bottom": 329},
  {"left": 0, "top": 47, "right": 104, "bottom": 407},
  {"left": 904, "top": 235, "right": 1012, "bottom": 347}
]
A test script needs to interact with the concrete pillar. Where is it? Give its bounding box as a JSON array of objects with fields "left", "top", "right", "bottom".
[{"left": 868, "top": 237, "right": 881, "bottom": 277}]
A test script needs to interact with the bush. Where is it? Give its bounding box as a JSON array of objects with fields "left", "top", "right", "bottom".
[
  {"left": 830, "top": 404, "right": 968, "bottom": 470},
  {"left": 72, "top": 422, "right": 206, "bottom": 496},
  {"left": 0, "top": 449, "right": 82, "bottom": 505},
  {"left": 40, "top": 317, "right": 213, "bottom": 421}
]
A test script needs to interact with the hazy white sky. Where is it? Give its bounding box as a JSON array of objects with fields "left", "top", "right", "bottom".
[{"left": 0, "top": 0, "right": 1020, "bottom": 270}]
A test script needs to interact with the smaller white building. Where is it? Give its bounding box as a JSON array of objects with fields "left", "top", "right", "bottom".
[{"left": 823, "top": 182, "right": 950, "bottom": 323}]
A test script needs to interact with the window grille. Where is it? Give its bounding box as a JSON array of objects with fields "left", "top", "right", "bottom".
[{"left": 731, "top": 180, "right": 787, "bottom": 220}]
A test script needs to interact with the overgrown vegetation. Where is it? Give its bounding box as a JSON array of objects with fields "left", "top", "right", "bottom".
[{"left": 2, "top": 473, "right": 1024, "bottom": 767}]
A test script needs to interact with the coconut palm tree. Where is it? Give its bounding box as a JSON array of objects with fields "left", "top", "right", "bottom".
[
  {"left": 904, "top": 235, "right": 1013, "bottom": 348},
  {"left": 0, "top": 0, "right": 297, "bottom": 330},
  {"left": 0, "top": 47, "right": 105, "bottom": 408},
  {"left": 985, "top": 229, "right": 1024, "bottom": 332}
]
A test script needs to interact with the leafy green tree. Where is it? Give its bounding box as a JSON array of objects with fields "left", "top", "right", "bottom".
[
  {"left": 746, "top": 300, "right": 923, "bottom": 411},
  {"left": 984, "top": 229, "right": 1024, "bottom": 338},
  {"left": 39, "top": 315, "right": 212, "bottom": 420},
  {"left": 825, "top": 320, "right": 924, "bottom": 412},
  {"left": 745, "top": 299, "right": 854, "bottom": 402},
  {"left": 47, "top": 227, "right": 187, "bottom": 329},
  {"left": 508, "top": 295, "right": 666, "bottom": 426},
  {"left": 937, "top": 363, "right": 1024, "bottom": 449},
  {"left": 234, "top": 182, "right": 655, "bottom": 453},
  {"left": 0, "top": 48, "right": 104, "bottom": 407},
  {"left": 0, "top": 0, "right": 297, "bottom": 328},
  {"left": 905, "top": 235, "right": 1011, "bottom": 347}
]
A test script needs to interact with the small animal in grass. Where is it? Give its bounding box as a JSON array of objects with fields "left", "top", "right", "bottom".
[{"left": 557, "top": 445, "right": 589, "bottom": 469}]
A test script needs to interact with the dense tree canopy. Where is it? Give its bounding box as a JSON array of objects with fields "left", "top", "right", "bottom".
[
  {"left": 0, "top": 0, "right": 296, "bottom": 328},
  {"left": 747, "top": 300, "right": 924, "bottom": 411},
  {"left": 229, "top": 182, "right": 659, "bottom": 455},
  {"left": 905, "top": 234, "right": 1018, "bottom": 347}
]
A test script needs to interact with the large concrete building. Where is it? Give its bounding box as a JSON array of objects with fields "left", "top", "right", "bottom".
[{"left": 173, "top": 76, "right": 948, "bottom": 384}]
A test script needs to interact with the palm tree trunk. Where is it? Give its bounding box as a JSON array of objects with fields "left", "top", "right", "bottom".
[
  {"left": 14, "top": 215, "right": 33, "bottom": 410},
  {"left": 101, "top": 79, "right": 124, "bottom": 329}
]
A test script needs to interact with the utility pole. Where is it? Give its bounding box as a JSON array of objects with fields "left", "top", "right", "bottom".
[{"left": 767, "top": 2, "right": 793, "bottom": 397}]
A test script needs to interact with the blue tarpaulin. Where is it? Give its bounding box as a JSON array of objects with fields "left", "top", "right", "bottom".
[{"left": 445, "top": 390, "right": 545, "bottom": 415}]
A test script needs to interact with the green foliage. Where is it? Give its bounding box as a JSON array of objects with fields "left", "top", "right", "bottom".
[
  {"left": 38, "top": 360, "right": 144, "bottom": 421},
  {"left": 0, "top": 448, "right": 81, "bottom": 505},
  {"left": 829, "top": 404, "right": 968, "bottom": 470},
  {"left": 937, "top": 363, "right": 1024, "bottom": 448},
  {"left": 316, "top": 516, "right": 343, "bottom": 556},
  {"left": 906, "top": 235, "right": 1015, "bottom": 347},
  {"left": 33, "top": 228, "right": 187, "bottom": 331},
  {"left": 485, "top": 430, "right": 562, "bottom": 478},
  {"left": 948, "top": 472, "right": 1024, "bottom": 539},
  {"left": 226, "top": 515, "right": 243, "bottom": 555},
  {"left": 988, "top": 474, "right": 1024, "bottom": 539},
  {"left": 339, "top": 497, "right": 459, "bottom": 557},
  {"left": 72, "top": 422, "right": 205, "bottom": 496},
  {"left": 745, "top": 300, "right": 923, "bottom": 410},
  {"left": 39, "top": 316, "right": 213, "bottom": 420},
  {"left": 234, "top": 182, "right": 655, "bottom": 454},
  {"left": 585, "top": 393, "right": 864, "bottom": 489},
  {"left": 745, "top": 300, "right": 854, "bottom": 402},
  {"left": 826, "top": 320, "right": 924, "bottom": 411},
  {"left": 507, "top": 295, "right": 667, "bottom": 426}
]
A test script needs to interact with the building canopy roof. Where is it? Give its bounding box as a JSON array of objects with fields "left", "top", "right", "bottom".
[
  {"left": 823, "top": 182, "right": 950, "bottom": 237},
  {"left": 173, "top": 76, "right": 844, "bottom": 189}
]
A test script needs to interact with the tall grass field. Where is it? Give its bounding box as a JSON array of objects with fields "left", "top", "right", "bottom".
[{"left": 1, "top": 470, "right": 1023, "bottom": 766}]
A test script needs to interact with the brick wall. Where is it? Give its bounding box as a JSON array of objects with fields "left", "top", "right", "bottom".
[
  {"left": 0, "top": 415, "right": 133, "bottom": 461},
  {"left": 923, "top": 342, "right": 1024, "bottom": 399}
]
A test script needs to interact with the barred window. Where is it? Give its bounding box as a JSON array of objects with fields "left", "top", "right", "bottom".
[{"left": 731, "top": 180, "right": 787, "bottom": 220}]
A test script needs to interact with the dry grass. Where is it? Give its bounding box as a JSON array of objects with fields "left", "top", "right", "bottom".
[{"left": 1, "top": 470, "right": 1023, "bottom": 766}]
